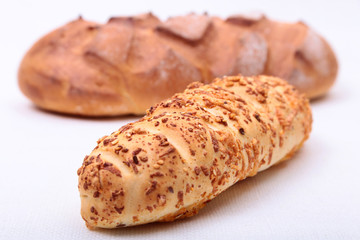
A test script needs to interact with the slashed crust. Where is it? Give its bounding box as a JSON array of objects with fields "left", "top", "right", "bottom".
[{"left": 18, "top": 13, "right": 336, "bottom": 116}]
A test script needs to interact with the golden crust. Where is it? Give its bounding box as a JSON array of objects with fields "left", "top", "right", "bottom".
[
  {"left": 18, "top": 13, "right": 336, "bottom": 116},
  {"left": 77, "top": 75, "right": 312, "bottom": 228}
]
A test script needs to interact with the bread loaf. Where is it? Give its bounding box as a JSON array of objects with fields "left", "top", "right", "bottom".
[
  {"left": 19, "top": 13, "right": 336, "bottom": 116},
  {"left": 77, "top": 75, "right": 312, "bottom": 228}
]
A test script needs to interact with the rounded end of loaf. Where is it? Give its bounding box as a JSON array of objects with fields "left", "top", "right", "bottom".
[
  {"left": 77, "top": 148, "right": 211, "bottom": 228},
  {"left": 77, "top": 118, "right": 217, "bottom": 228},
  {"left": 17, "top": 18, "right": 140, "bottom": 117},
  {"left": 288, "top": 28, "right": 338, "bottom": 100}
]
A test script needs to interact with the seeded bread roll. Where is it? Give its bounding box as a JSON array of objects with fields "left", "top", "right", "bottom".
[
  {"left": 77, "top": 75, "right": 312, "bottom": 228},
  {"left": 19, "top": 13, "right": 336, "bottom": 116}
]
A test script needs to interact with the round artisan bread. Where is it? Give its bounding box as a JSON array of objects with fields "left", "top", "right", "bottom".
[
  {"left": 77, "top": 75, "right": 312, "bottom": 228},
  {"left": 19, "top": 13, "right": 336, "bottom": 116}
]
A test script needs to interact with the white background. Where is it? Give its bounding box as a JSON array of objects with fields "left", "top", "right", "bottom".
[{"left": 1, "top": 0, "right": 360, "bottom": 239}]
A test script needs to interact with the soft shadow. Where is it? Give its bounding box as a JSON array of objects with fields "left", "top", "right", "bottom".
[
  {"left": 95, "top": 147, "right": 308, "bottom": 237},
  {"left": 309, "top": 87, "right": 347, "bottom": 107},
  {"left": 23, "top": 88, "right": 345, "bottom": 120},
  {"left": 30, "top": 104, "right": 143, "bottom": 122},
  {"left": 309, "top": 93, "right": 330, "bottom": 104}
]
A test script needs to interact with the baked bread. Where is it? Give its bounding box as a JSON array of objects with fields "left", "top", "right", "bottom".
[
  {"left": 77, "top": 75, "right": 312, "bottom": 228},
  {"left": 19, "top": 13, "right": 336, "bottom": 116}
]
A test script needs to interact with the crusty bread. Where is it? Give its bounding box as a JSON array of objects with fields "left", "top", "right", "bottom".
[
  {"left": 77, "top": 75, "right": 312, "bottom": 228},
  {"left": 19, "top": 13, "right": 336, "bottom": 116}
]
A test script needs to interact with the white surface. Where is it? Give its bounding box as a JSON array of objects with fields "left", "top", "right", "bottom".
[{"left": 1, "top": 0, "right": 360, "bottom": 239}]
